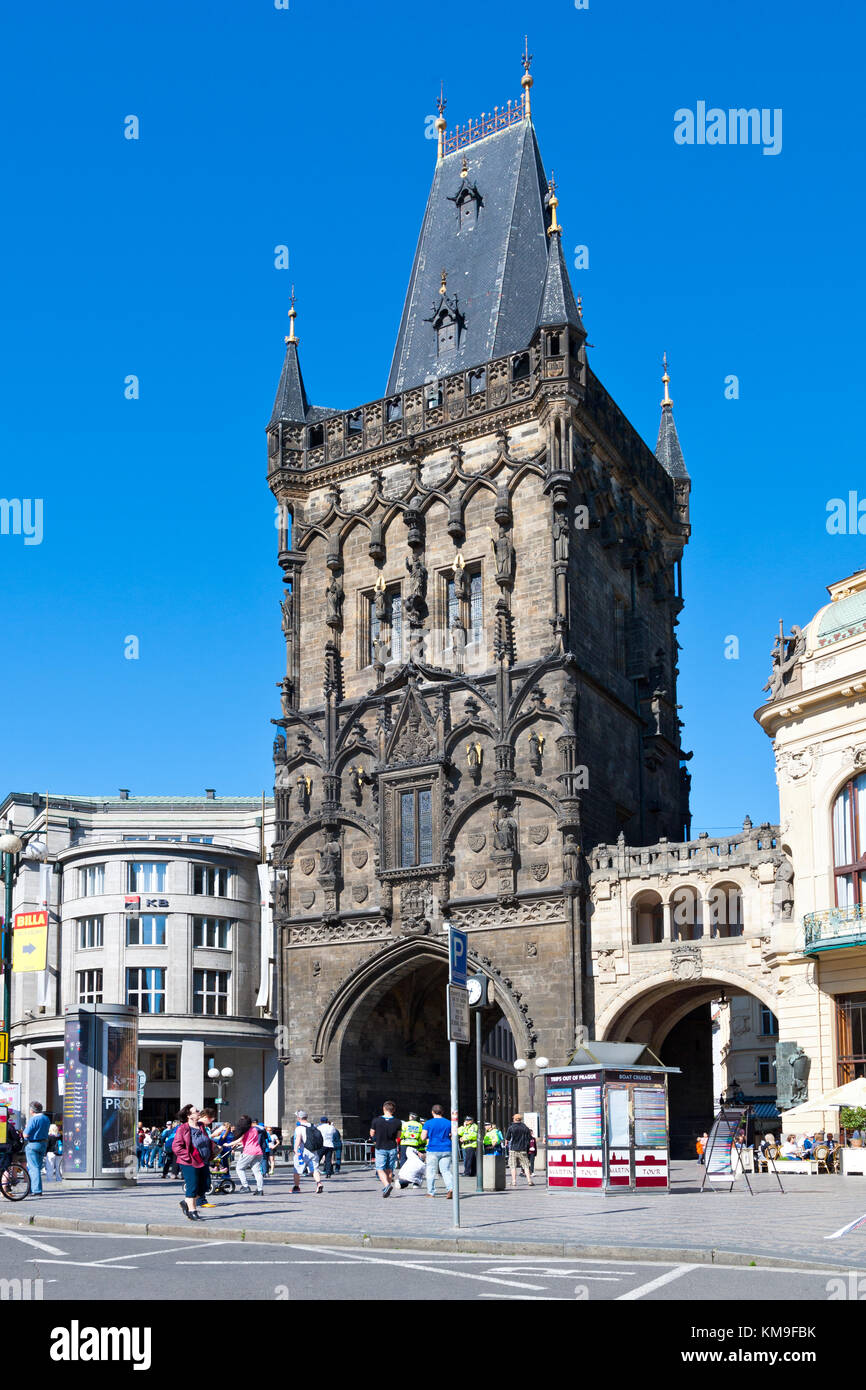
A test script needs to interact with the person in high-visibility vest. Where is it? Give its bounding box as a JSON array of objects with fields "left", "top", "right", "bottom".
[
  {"left": 483, "top": 1121, "right": 504, "bottom": 1155},
  {"left": 400, "top": 1113, "right": 425, "bottom": 1165},
  {"left": 457, "top": 1116, "right": 478, "bottom": 1177}
]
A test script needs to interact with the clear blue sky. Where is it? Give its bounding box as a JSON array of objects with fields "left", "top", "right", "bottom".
[{"left": 1, "top": 0, "right": 863, "bottom": 838}]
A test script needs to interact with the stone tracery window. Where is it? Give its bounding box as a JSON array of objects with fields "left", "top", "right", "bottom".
[{"left": 399, "top": 787, "right": 433, "bottom": 867}]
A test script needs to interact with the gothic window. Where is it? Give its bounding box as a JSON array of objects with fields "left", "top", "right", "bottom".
[
  {"left": 833, "top": 774, "right": 866, "bottom": 906},
  {"left": 443, "top": 564, "right": 482, "bottom": 650},
  {"left": 468, "top": 368, "right": 486, "bottom": 395},
  {"left": 347, "top": 410, "right": 363, "bottom": 436},
  {"left": 437, "top": 320, "right": 457, "bottom": 355},
  {"left": 511, "top": 352, "right": 530, "bottom": 381},
  {"left": 308, "top": 424, "right": 323, "bottom": 448},
  {"left": 547, "top": 332, "right": 561, "bottom": 356},
  {"left": 469, "top": 572, "right": 483, "bottom": 644},
  {"left": 386, "top": 397, "right": 402, "bottom": 422},
  {"left": 631, "top": 891, "right": 663, "bottom": 944},
  {"left": 399, "top": 788, "right": 433, "bottom": 867},
  {"left": 836, "top": 993, "right": 866, "bottom": 1084}
]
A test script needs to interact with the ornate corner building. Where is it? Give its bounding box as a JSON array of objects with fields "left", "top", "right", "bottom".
[{"left": 266, "top": 67, "right": 692, "bottom": 1131}]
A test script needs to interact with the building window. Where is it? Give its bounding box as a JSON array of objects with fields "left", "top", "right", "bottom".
[
  {"left": 192, "top": 863, "right": 231, "bottom": 896},
  {"left": 126, "top": 967, "right": 166, "bottom": 1014},
  {"left": 758, "top": 1056, "right": 773, "bottom": 1086},
  {"left": 187, "top": 836, "right": 213, "bottom": 844},
  {"left": 150, "top": 1053, "right": 177, "bottom": 1082},
  {"left": 193, "top": 917, "right": 232, "bottom": 950},
  {"left": 833, "top": 774, "right": 866, "bottom": 907},
  {"left": 128, "top": 862, "right": 167, "bottom": 893},
  {"left": 77, "top": 917, "right": 103, "bottom": 950},
  {"left": 437, "top": 320, "right": 457, "bottom": 355},
  {"left": 760, "top": 1006, "right": 779, "bottom": 1037},
  {"left": 365, "top": 586, "right": 403, "bottom": 666},
  {"left": 126, "top": 915, "right": 167, "bottom": 946},
  {"left": 468, "top": 368, "right": 486, "bottom": 395},
  {"left": 837, "top": 993, "right": 866, "bottom": 1084},
  {"left": 78, "top": 864, "right": 105, "bottom": 897},
  {"left": 77, "top": 969, "right": 103, "bottom": 1004},
  {"left": 444, "top": 564, "right": 483, "bottom": 647},
  {"left": 613, "top": 596, "right": 627, "bottom": 675},
  {"left": 193, "top": 969, "right": 229, "bottom": 1016},
  {"left": 154, "top": 835, "right": 181, "bottom": 843},
  {"left": 631, "top": 891, "right": 663, "bottom": 945},
  {"left": 399, "top": 788, "right": 433, "bottom": 867}
]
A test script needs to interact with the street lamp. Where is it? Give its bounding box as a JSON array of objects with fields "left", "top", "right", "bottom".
[
  {"left": 0, "top": 829, "right": 24, "bottom": 1086},
  {"left": 206, "top": 1065, "right": 234, "bottom": 1114},
  {"left": 513, "top": 1055, "right": 549, "bottom": 1114}
]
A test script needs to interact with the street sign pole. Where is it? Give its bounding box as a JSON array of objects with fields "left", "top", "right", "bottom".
[
  {"left": 475, "top": 1009, "right": 484, "bottom": 1193},
  {"left": 1, "top": 851, "right": 13, "bottom": 1084}
]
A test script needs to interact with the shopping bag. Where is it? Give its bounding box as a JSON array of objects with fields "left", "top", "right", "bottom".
[{"left": 398, "top": 1149, "right": 425, "bottom": 1185}]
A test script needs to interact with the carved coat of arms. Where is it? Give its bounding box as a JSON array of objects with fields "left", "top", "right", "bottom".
[
  {"left": 529, "top": 826, "right": 549, "bottom": 845},
  {"left": 468, "top": 833, "right": 486, "bottom": 853},
  {"left": 299, "top": 856, "right": 316, "bottom": 876},
  {"left": 671, "top": 945, "right": 702, "bottom": 982},
  {"left": 531, "top": 862, "right": 549, "bottom": 881},
  {"left": 351, "top": 848, "right": 368, "bottom": 869},
  {"left": 299, "top": 890, "right": 316, "bottom": 909},
  {"left": 352, "top": 885, "right": 368, "bottom": 904},
  {"left": 469, "top": 869, "right": 487, "bottom": 890}
]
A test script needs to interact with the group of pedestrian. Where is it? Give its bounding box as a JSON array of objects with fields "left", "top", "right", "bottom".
[
  {"left": 20, "top": 1102, "right": 63, "bottom": 1196},
  {"left": 370, "top": 1102, "right": 539, "bottom": 1198}
]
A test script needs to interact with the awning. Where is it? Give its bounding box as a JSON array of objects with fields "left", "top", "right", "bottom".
[{"left": 752, "top": 1103, "right": 780, "bottom": 1119}]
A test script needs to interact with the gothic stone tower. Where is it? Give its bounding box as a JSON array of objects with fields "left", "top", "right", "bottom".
[{"left": 267, "top": 69, "right": 691, "bottom": 1131}]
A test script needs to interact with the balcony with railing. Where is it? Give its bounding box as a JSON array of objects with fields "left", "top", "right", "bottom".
[{"left": 803, "top": 905, "right": 866, "bottom": 953}]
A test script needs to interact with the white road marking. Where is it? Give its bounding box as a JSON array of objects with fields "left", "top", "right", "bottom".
[
  {"left": 94, "top": 1242, "right": 229, "bottom": 1265},
  {"left": 825, "top": 1214, "right": 866, "bottom": 1239},
  {"left": 483, "top": 1266, "right": 623, "bottom": 1279},
  {"left": 616, "top": 1264, "right": 694, "bottom": 1300},
  {"left": 29, "top": 1260, "right": 139, "bottom": 1270},
  {"left": 477, "top": 1293, "right": 565, "bottom": 1300},
  {"left": 1, "top": 1229, "right": 66, "bottom": 1254},
  {"left": 177, "top": 1259, "right": 367, "bottom": 1265},
  {"left": 287, "top": 1243, "right": 546, "bottom": 1291}
]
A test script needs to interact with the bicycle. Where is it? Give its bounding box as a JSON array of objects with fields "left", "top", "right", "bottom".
[{"left": 0, "top": 1142, "right": 32, "bottom": 1202}]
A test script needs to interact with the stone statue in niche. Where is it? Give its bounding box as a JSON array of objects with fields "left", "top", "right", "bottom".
[
  {"left": 273, "top": 732, "right": 287, "bottom": 763},
  {"left": 275, "top": 875, "right": 289, "bottom": 916},
  {"left": 492, "top": 527, "right": 515, "bottom": 584},
  {"left": 326, "top": 575, "right": 344, "bottom": 627},
  {"left": 374, "top": 583, "right": 388, "bottom": 624},
  {"left": 452, "top": 556, "right": 469, "bottom": 601},
  {"left": 562, "top": 833, "right": 580, "bottom": 882},
  {"left": 275, "top": 763, "right": 291, "bottom": 790},
  {"left": 773, "top": 860, "right": 795, "bottom": 921},
  {"left": 280, "top": 592, "right": 293, "bottom": 637},
  {"left": 406, "top": 554, "right": 428, "bottom": 607},
  {"left": 319, "top": 831, "right": 341, "bottom": 881},
  {"left": 493, "top": 807, "right": 518, "bottom": 854},
  {"left": 553, "top": 514, "right": 569, "bottom": 563},
  {"left": 776, "top": 1041, "right": 811, "bottom": 1109},
  {"left": 528, "top": 729, "right": 545, "bottom": 773}
]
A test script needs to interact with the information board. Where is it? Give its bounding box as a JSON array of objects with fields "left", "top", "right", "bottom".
[
  {"left": 705, "top": 1108, "right": 747, "bottom": 1183},
  {"left": 607, "top": 1086, "right": 630, "bottom": 1147},
  {"left": 63, "top": 1013, "right": 90, "bottom": 1173},
  {"left": 634, "top": 1086, "right": 667, "bottom": 1148},
  {"left": 573, "top": 1085, "right": 602, "bottom": 1147},
  {"left": 546, "top": 1086, "right": 574, "bottom": 1147},
  {"left": 446, "top": 984, "right": 470, "bottom": 1044},
  {"left": 635, "top": 1150, "right": 669, "bottom": 1189}
]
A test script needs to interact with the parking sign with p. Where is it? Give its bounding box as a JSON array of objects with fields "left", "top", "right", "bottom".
[{"left": 449, "top": 926, "right": 468, "bottom": 987}]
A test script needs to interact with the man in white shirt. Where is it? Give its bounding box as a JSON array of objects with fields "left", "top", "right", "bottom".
[
  {"left": 292, "top": 1110, "right": 324, "bottom": 1194},
  {"left": 317, "top": 1115, "right": 337, "bottom": 1178}
]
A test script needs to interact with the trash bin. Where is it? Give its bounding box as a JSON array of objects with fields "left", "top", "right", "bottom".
[{"left": 483, "top": 1153, "right": 506, "bottom": 1191}]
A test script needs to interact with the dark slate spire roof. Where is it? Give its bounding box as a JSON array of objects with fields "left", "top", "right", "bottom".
[
  {"left": 387, "top": 119, "right": 565, "bottom": 395},
  {"left": 655, "top": 402, "right": 689, "bottom": 480},
  {"left": 269, "top": 339, "right": 309, "bottom": 426},
  {"left": 536, "top": 226, "right": 583, "bottom": 333}
]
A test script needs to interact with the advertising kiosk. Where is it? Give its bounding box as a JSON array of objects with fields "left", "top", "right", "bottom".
[
  {"left": 62, "top": 1003, "right": 139, "bottom": 1188},
  {"left": 543, "top": 1043, "right": 679, "bottom": 1194}
]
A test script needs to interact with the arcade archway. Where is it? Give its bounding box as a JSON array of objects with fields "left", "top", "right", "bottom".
[{"left": 600, "top": 972, "right": 779, "bottom": 1158}]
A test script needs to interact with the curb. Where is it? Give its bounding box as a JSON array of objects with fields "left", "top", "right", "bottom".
[{"left": 0, "top": 1210, "right": 859, "bottom": 1274}]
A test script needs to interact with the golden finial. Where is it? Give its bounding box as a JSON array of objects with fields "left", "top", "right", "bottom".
[
  {"left": 461, "top": 154, "right": 468, "bottom": 179},
  {"left": 439, "top": 268, "right": 448, "bottom": 297},
  {"left": 547, "top": 172, "right": 560, "bottom": 236},
  {"left": 577, "top": 295, "right": 583, "bottom": 319},
  {"left": 661, "top": 352, "right": 673, "bottom": 407},
  {"left": 285, "top": 285, "right": 298, "bottom": 345},
  {"left": 374, "top": 571, "right": 386, "bottom": 593},
  {"left": 454, "top": 551, "right": 465, "bottom": 572},
  {"left": 436, "top": 81, "right": 447, "bottom": 162},
  {"left": 521, "top": 35, "right": 534, "bottom": 119}
]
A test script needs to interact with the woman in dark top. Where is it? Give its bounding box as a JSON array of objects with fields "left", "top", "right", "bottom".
[{"left": 171, "top": 1104, "right": 213, "bottom": 1220}]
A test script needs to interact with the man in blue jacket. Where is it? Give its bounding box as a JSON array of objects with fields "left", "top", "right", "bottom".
[{"left": 22, "top": 1102, "right": 51, "bottom": 1196}]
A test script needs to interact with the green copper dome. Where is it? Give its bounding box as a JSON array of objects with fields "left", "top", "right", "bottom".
[{"left": 816, "top": 588, "right": 866, "bottom": 647}]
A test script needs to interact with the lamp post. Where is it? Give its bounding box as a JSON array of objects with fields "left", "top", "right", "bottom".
[
  {"left": 0, "top": 828, "right": 24, "bottom": 1085},
  {"left": 206, "top": 1065, "right": 234, "bottom": 1117},
  {"left": 513, "top": 1055, "right": 549, "bottom": 1173}
]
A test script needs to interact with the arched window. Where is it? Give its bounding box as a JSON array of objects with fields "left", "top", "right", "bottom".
[
  {"left": 671, "top": 884, "right": 701, "bottom": 941},
  {"left": 833, "top": 774, "right": 866, "bottom": 907},
  {"left": 706, "top": 882, "right": 743, "bottom": 937},
  {"left": 631, "top": 891, "right": 663, "bottom": 944}
]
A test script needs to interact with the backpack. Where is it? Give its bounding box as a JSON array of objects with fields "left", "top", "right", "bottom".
[{"left": 302, "top": 1123, "right": 323, "bottom": 1153}]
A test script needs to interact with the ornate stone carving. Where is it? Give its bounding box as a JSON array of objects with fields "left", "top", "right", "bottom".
[
  {"left": 775, "top": 743, "right": 822, "bottom": 783},
  {"left": 448, "top": 896, "right": 567, "bottom": 930},
  {"left": 351, "top": 848, "right": 369, "bottom": 869},
  {"left": 763, "top": 623, "right": 805, "bottom": 699},
  {"left": 299, "top": 856, "right": 316, "bottom": 876},
  {"left": 529, "top": 825, "right": 549, "bottom": 846},
  {"left": 468, "top": 832, "right": 486, "bottom": 853},
  {"left": 671, "top": 944, "right": 702, "bottom": 982},
  {"left": 492, "top": 808, "right": 518, "bottom": 853},
  {"left": 299, "top": 890, "right": 316, "bottom": 909},
  {"left": 352, "top": 885, "right": 369, "bottom": 903},
  {"left": 530, "top": 862, "right": 549, "bottom": 882},
  {"left": 469, "top": 868, "right": 487, "bottom": 890},
  {"left": 288, "top": 916, "right": 391, "bottom": 946},
  {"left": 776, "top": 1041, "right": 811, "bottom": 1109},
  {"left": 400, "top": 881, "right": 434, "bottom": 933},
  {"left": 526, "top": 941, "right": 538, "bottom": 957},
  {"left": 773, "top": 860, "right": 795, "bottom": 921},
  {"left": 393, "top": 708, "right": 434, "bottom": 761}
]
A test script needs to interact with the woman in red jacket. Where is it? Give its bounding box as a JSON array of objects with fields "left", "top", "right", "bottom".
[{"left": 171, "top": 1104, "right": 213, "bottom": 1221}]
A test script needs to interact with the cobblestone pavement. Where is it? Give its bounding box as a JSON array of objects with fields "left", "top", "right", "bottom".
[{"left": 4, "top": 1162, "right": 866, "bottom": 1270}]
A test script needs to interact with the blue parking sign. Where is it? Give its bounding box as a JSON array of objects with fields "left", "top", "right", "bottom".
[{"left": 449, "top": 927, "right": 468, "bottom": 986}]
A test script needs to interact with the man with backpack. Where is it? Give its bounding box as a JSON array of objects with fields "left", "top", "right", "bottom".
[
  {"left": 160, "top": 1119, "right": 180, "bottom": 1179},
  {"left": 291, "top": 1110, "right": 324, "bottom": 1194},
  {"left": 370, "top": 1100, "right": 402, "bottom": 1198}
]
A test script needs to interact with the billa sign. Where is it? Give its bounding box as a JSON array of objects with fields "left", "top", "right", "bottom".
[{"left": 12, "top": 910, "right": 48, "bottom": 972}]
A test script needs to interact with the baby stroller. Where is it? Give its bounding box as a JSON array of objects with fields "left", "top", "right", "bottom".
[{"left": 209, "top": 1146, "right": 235, "bottom": 1194}]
